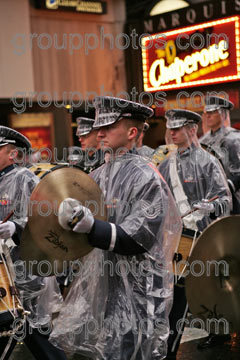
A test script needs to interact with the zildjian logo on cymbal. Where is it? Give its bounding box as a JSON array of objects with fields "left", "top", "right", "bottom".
[{"left": 44, "top": 230, "right": 68, "bottom": 252}]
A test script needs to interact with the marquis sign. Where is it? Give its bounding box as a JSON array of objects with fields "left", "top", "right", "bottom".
[
  {"left": 141, "top": 16, "right": 240, "bottom": 92},
  {"left": 34, "top": 0, "right": 107, "bottom": 14}
]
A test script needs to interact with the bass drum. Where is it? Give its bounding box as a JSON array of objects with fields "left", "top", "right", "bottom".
[{"left": 27, "top": 163, "right": 70, "bottom": 179}]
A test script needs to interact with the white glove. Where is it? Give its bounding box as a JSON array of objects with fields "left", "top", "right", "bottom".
[
  {"left": 0, "top": 221, "right": 16, "bottom": 239},
  {"left": 58, "top": 198, "right": 94, "bottom": 234},
  {"left": 193, "top": 199, "right": 215, "bottom": 213}
]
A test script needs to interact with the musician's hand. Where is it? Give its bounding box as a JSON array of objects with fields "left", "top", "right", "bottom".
[
  {"left": 0, "top": 221, "right": 16, "bottom": 239},
  {"left": 58, "top": 198, "right": 94, "bottom": 233},
  {"left": 193, "top": 199, "right": 215, "bottom": 213}
]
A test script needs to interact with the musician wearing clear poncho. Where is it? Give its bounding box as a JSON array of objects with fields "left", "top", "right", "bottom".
[
  {"left": 0, "top": 126, "right": 67, "bottom": 360},
  {"left": 52, "top": 96, "right": 182, "bottom": 360},
  {"left": 73, "top": 117, "right": 105, "bottom": 173},
  {"left": 158, "top": 109, "right": 232, "bottom": 359},
  {"left": 200, "top": 96, "right": 240, "bottom": 214},
  {"left": 136, "top": 122, "right": 155, "bottom": 159},
  {"left": 159, "top": 109, "right": 231, "bottom": 232}
]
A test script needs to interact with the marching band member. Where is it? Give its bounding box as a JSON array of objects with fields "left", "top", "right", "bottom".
[
  {"left": 0, "top": 126, "right": 66, "bottom": 359},
  {"left": 136, "top": 121, "right": 154, "bottom": 158},
  {"left": 75, "top": 117, "right": 104, "bottom": 173},
  {"left": 52, "top": 97, "right": 182, "bottom": 360},
  {"left": 158, "top": 110, "right": 232, "bottom": 359},
  {"left": 200, "top": 96, "right": 240, "bottom": 214},
  {"left": 198, "top": 97, "right": 240, "bottom": 348},
  {"left": 67, "top": 146, "right": 83, "bottom": 166}
]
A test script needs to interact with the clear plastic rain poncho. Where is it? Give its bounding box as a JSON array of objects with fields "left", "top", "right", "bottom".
[
  {"left": 0, "top": 166, "right": 38, "bottom": 228},
  {"left": 50, "top": 152, "right": 182, "bottom": 360},
  {"left": 0, "top": 165, "right": 62, "bottom": 327},
  {"left": 158, "top": 123, "right": 232, "bottom": 232},
  {"left": 200, "top": 108, "right": 240, "bottom": 213},
  {"left": 137, "top": 145, "right": 155, "bottom": 159}
]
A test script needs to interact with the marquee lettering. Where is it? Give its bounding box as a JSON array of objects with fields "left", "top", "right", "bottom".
[{"left": 149, "top": 40, "right": 229, "bottom": 87}]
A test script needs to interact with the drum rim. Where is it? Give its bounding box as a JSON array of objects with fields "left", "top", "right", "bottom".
[
  {"left": 182, "top": 227, "right": 201, "bottom": 239},
  {"left": 28, "top": 163, "right": 82, "bottom": 179}
]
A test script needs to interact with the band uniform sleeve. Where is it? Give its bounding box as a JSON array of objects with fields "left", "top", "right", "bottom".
[
  {"left": 11, "top": 221, "right": 23, "bottom": 245},
  {"left": 116, "top": 166, "right": 167, "bottom": 252},
  {"left": 88, "top": 219, "right": 146, "bottom": 255}
]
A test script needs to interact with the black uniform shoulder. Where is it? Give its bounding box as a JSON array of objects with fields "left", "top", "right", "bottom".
[
  {"left": 222, "top": 127, "right": 240, "bottom": 145},
  {"left": 14, "top": 166, "right": 39, "bottom": 191}
]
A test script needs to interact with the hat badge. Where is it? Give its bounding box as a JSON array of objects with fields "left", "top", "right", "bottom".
[{"left": 167, "top": 110, "right": 176, "bottom": 119}]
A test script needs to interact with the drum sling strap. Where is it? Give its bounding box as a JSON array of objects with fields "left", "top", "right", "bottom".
[
  {"left": 169, "top": 154, "right": 200, "bottom": 353},
  {"left": 169, "top": 153, "right": 203, "bottom": 231}
]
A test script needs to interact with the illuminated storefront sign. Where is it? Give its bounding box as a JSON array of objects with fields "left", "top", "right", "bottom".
[
  {"left": 34, "top": 0, "right": 107, "bottom": 14},
  {"left": 141, "top": 16, "right": 240, "bottom": 92},
  {"left": 10, "top": 113, "right": 54, "bottom": 155}
]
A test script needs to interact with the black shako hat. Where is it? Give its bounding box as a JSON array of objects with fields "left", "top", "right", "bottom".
[
  {"left": 92, "top": 96, "right": 154, "bottom": 128},
  {"left": 204, "top": 96, "right": 234, "bottom": 112},
  {"left": 76, "top": 117, "right": 95, "bottom": 136},
  {"left": 165, "top": 109, "right": 201, "bottom": 129},
  {"left": 0, "top": 126, "right": 31, "bottom": 150}
]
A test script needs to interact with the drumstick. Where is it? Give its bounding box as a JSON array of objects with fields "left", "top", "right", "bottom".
[
  {"left": 68, "top": 209, "right": 84, "bottom": 229},
  {"left": 181, "top": 195, "right": 219, "bottom": 219},
  {"left": 1, "top": 210, "right": 14, "bottom": 224}
]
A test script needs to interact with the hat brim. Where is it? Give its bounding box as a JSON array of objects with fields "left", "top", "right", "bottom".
[
  {"left": 166, "top": 124, "right": 183, "bottom": 129},
  {"left": 93, "top": 118, "right": 117, "bottom": 129},
  {"left": 166, "top": 119, "right": 188, "bottom": 129},
  {"left": 77, "top": 130, "right": 91, "bottom": 136},
  {"left": 204, "top": 105, "right": 221, "bottom": 112}
]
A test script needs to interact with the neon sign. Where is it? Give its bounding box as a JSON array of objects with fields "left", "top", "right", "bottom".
[{"left": 142, "top": 16, "right": 240, "bottom": 92}]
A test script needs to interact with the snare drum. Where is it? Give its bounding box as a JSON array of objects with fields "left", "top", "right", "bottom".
[
  {"left": 173, "top": 228, "right": 200, "bottom": 276},
  {"left": 28, "top": 163, "right": 69, "bottom": 179},
  {"left": 0, "top": 259, "right": 19, "bottom": 325}
]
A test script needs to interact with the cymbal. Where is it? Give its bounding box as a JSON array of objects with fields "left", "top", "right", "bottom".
[
  {"left": 185, "top": 215, "right": 240, "bottom": 333},
  {"left": 20, "top": 167, "right": 107, "bottom": 275}
]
